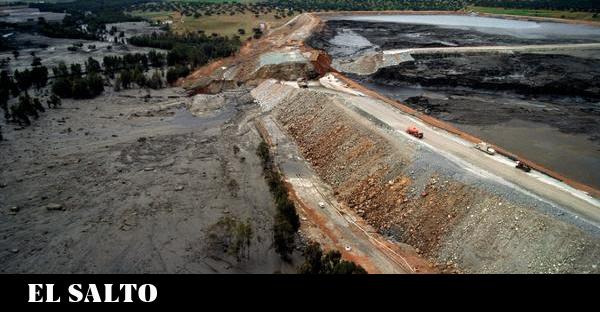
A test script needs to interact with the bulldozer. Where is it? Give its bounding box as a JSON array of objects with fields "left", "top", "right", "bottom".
[{"left": 406, "top": 126, "right": 424, "bottom": 139}]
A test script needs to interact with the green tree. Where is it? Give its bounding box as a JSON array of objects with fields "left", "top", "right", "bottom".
[
  {"left": 0, "top": 70, "right": 15, "bottom": 118},
  {"left": 31, "top": 66, "right": 49, "bottom": 89},
  {"left": 52, "top": 78, "right": 72, "bottom": 98},
  {"left": 273, "top": 214, "right": 296, "bottom": 260},
  {"left": 132, "top": 66, "right": 146, "bottom": 87},
  {"left": 11, "top": 93, "right": 45, "bottom": 125},
  {"left": 86, "top": 72, "right": 104, "bottom": 97},
  {"left": 70, "top": 63, "right": 83, "bottom": 78},
  {"left": 147, "top": 70, "right": 163, "bottom": 89},
  {"left": 14, "top": 69, "right": 33, "bottom": 91},
  {"left": 148, "top": 50, "right": 165, "bottom": 67},
  {"left": 85, "top": 57, "right": 101, "bottom": 74},
  {"left": 166, "top": 65, "right": 189, "bottom": 84},
  {"left": 298, "top": 241, "right": 323, "bottom": 274},
  {"left": 32, "top": 98, "right": 45, "bottom": 113},
  {"left": 47, "top": 94, "right": 62, "bottom": 108},
  {"left": 118, "top": 69, "right": 132, "bottom": 89},
  {"left": 31, "top": 57, "right": 42, "bottom": 67},
  {"left": 298, "top": 242, "right": 367, "bottom": 274},
  {"left": 52, "top": 62, "right": 70, "bottom": 77},
  {"left": 0, "top": 89, "right": 9, "bottom": 120},
  {"left": 71, "top": 78, "right": 89, "bottom": 99}
]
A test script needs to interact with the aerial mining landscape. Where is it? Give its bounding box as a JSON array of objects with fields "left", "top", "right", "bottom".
[{"left": 1, "top": 0, "right": 599, "bottom": 274}]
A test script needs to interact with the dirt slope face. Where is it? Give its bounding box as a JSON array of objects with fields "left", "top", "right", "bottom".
[
  {"left": 267, "top": 84, "right": 600, "bottom": 273},
  {"left": 183, "top": 14, "right": 327, "bottom": 94}
]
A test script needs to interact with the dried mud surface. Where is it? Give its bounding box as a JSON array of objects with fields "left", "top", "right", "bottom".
[{"left": 0, "top": 88, "right": 293, "bottom": 273}]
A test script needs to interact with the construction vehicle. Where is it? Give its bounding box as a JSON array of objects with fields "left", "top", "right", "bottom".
[
  {"left": 516, "top": 161, "right": 531, "bottom": 172},
  {"left": 297, "top": 77, "right": 308, "bottom": 89},
  {"left": 474, "top": 142, "right": 496, "bottom": 155},
  {"left": 406, "top": 126, "right": 423, "bottom": 139}
]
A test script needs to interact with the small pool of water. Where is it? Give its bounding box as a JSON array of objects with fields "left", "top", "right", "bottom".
[{"left": 259, "top": 51, "right": 307, "bottom": 66}]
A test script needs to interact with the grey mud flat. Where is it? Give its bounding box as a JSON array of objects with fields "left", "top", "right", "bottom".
[{"left": 0, "top": 87, "right": 294, "bottom": 273}]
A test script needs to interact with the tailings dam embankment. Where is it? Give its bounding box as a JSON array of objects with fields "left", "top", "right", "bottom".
[
  {"left": 253, "top": 79, "right": 600, "bottom": 273},
  {"left": 308, "top": 14, "right": 600, "bottom": 190}
]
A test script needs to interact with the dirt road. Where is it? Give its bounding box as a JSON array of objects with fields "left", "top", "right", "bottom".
[
  {"left": 312, "top": 81, "right": 600, "bottom": 228},
  {"left": 260, "top": 116, "right": 433, "bottom": 273}
]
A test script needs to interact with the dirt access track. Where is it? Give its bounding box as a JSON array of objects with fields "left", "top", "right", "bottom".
[{"left": 187, "top": 11, "right": 600, "bottom": 273}]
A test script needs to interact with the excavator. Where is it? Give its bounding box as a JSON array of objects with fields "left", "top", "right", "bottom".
[{"left": 406, "top": 126, "right": 424, "bottom": 139}]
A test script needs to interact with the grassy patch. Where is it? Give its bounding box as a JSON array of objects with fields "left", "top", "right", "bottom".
[
  {"left": 133, "top": 10, "right": 174, "bottom": 20},
  {"left": 469, "top": 6, "right": 600, "bottom": 22},
  {"left": 207, "top": 216, "right": 253, "bottom": 261},
  {"left": 132, "top": 10, "right": 296, "bottom": 40}
]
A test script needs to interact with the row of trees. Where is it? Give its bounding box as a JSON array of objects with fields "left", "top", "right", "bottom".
[
  {"left": 38, "top": 18, "right": 98, "bottom": 41},
  {"left": 472, "top": 0, "right": 600, "bottom": 12},
  {"left": 257, "top": 141, "right": 301, "bottom": 261},
  {"left": 1, "top": 68, "right": 44, "bottom": 126},
  {"left": 51, "top": 62, "right": 104, "bottom": 99},
  {"left": 13, "top": 67, "right": 49, "bottom": 91},
  {"left": 299, "top": 242, "right": 367, "bottom": 274},
  {"left": 102, "top": 51, "right": 166, "bottom": 77},
  {"left": 1, "top": 89, "right": 60, "bottom": 127},
  {"left": 26, "top": 0, "right": 600, "bottom": 29},
  {"left": 0, "top": 48, "right": 170, "bottom": 129},
  {"left": 0, "top": 58, "right": 49, "bottom": 121},
  {"left": 32, "top": 0, "right": 147, "bottom": 25},
  {"left": 264, "top": 0, "right": 465, "bottom": 11},
  {"left": 1, "top": 51, "right": 58, "bottom": 136},
  {"left": 6, "top": 93, "right": 46, "bottom": 126},
  {"left": 0, "top": 51, "right": 169, "bottom": 132},
  {"left": 264, "top": 0, "right": 599, "bottom": 12},
  {"left": 30, "top": 0, "right": 145, "bottom": 41},
  {"left": 256, "top": 137, "right": 367, "bottom": 273},
  {"left": 131, "top": 1, "right": 300, "bottom": 18},
  {"left": 52, "top": 52, "right": 170, "bottom": 98},
  {"left": 129, "top": 32, "right": 241, "bottom": 68},
  {"left": 2, "top": 48, "right": 166, "bottom": 99},
  {"left": 115, "top": 67, "right": 164, "bottom": 91}
]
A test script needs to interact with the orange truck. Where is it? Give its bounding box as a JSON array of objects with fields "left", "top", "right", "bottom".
[{"left": 406, "top": 126, "right": 424, "bottom": 139}]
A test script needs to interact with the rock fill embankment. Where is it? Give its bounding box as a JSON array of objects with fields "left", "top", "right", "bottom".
[{"left": 252, "top": 80, "right": 600, "bottom": 273}]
